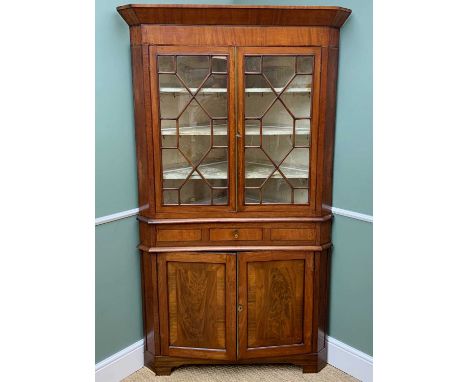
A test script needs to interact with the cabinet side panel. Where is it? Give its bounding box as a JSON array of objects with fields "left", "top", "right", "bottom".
[
  {"left": 312, "top": 250, "right": 331, "bottom": 352},
  {"left": 141, "top": 252, "right": 155, "bottom": 354},
  {"left": 322, "top": 48, "right": 339, "bottom": 213},
  {"left": 151, "top": 254, "right": 161, "bottom": 355},
  {"left": 131, "top": 44, "right": 149, "bottom": 213},
  {"left": 316, "top": 47, "right": 339, "bottom": 214}
]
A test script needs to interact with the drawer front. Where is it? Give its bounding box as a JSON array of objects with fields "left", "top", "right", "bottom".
[
  {"left": 157, "top": 229, "right": 202, "bottom": 242},
  {"left": 270, "top": 228, "right": 316, "bottom": 241},
  {"left": 209, "top": 228, "right": 263, "bottom": 241}
]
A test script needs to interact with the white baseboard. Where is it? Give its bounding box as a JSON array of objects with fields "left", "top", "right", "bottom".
[
  {"left": 94, "top": 336, "right": 372, "bottom": 382},
  {"left": 327, "top": 336, "right": 373, "bottom": 382},
  {"left": 95, "top": 339, "right": 144, "bottom": 382}
]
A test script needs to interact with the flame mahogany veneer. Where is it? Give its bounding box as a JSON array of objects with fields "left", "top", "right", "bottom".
[{"left": 117, "top": 4, "right": 351, "bottom": 376}]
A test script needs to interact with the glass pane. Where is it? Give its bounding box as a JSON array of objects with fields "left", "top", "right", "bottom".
[
  {"left": 213, "top": 189, "right": 228, "bottom": 205},
  {"left": 162, "top": 149, "right": 190, "bottom": 173},
  {"left": 213, "top": 119, "right": 228, "bottom": 147},
  {"left": 178, "top": 100, "right": 211, "bottom": 164},
  {"left": 212, "top": 56, "right": 227, "bottom": 73},
  {"left": 245, "top": 56, "right": 261, "bottom": 73},
  {"left": 158, "top": 56, "right": 175, "bottom": 73},
  {"left": 178, "top": 98, "right": 211, "bottom": 134},
  {"left": 262, "top": 172, "right": 292, "bottom": 204},
  {"left": 177, "top": 56, "right": 210, "bottom": 90},
  {"left": 245, "top": 148, "right": 275, "bottom": 190},
  {"left": 198, "top": 148, "right": 228, "bottom": 187},
  {"left": 245, "top": 188, "right": 260, "bottom": 204},
  {"left": 195, "top": 74, "right": 227, "bottom": 118},
  {"left": 262, "top": 56, "right": 295, "bottom": 89},
  {"left": 180, "top": 177, "right": 211, "bottom": 205},
  {"left": 159, "top": 74, "right": 191, "bottom": 119},
  {"left": 280, "top": 75, "right": 312, "bottom": 118},
  {"left": 179, "top": 135, "right": 210, "bottom": 166},
  {"left": 163, "top": 190, "right": 178, "bottom": 205},
  {"left": 294, "top": 189, "right": 309, "bottom": 204},
  {"left": 295, "top": 119, "right": 310, "bottom": 147},
  {"left": 262, "top": 101, "right": 293, "bottom": 166},
  {"left": 245, "top": 119, "right": 261, "bottom": 147},
  {"left": 244, "top": 75, "right": 276, "bottom": 118},
  {"left": 160, "top": 120, "right": 177, "bottom": 148},
  {"left": 297, "top": 56, "right": 314, "bottom": 74}
]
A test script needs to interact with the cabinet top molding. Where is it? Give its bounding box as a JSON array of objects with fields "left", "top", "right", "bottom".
[{"left": 117, "top": 4, "right": 351, "bottom": 28}]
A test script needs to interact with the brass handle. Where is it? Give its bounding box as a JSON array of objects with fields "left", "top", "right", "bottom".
[
  {"left": 233, "top": 230, "right": 239, "bottom": 239},
  {"left": 238, "top": 304, "right": 243, "bottom": 312}
]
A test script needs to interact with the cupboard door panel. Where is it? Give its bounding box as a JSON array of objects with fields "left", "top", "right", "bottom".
[
  {"left": 238, "top": 251, "right": 313, "bottom": 358},
  {"left": 157, "top": 252, "right": 236, "bottom": 360}
]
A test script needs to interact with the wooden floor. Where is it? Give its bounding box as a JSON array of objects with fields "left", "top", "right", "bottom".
[{"left": 123, "top": 364, "right": 358, "bottom": 381}]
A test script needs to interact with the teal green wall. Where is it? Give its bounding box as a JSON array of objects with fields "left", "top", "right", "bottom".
[
  {"left": 330, "top": 215, "right": 372, "bottom": 355},
  {"left": 96, "top": 218, "right": 142, "bottom": 362},
  {"left": 96, "top": 0, "right": 372, "bottom": 363}
]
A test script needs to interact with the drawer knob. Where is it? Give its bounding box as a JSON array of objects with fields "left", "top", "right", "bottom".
[
  {"left": 233, "top": 230, "right": 239, "bottom": 239},
  {"left": 238, "top": 304, "right": 243, "bottom": 312}
]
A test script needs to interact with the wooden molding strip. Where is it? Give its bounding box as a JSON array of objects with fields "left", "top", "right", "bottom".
[
  {"left": 95, "top": 207, "right": 373, "bottom": 226},
  {"left": 117, "top": 4, "right": 352, "bottom": 28},
  {"left": 331, "top": 207, "right": 373, "bottom": 223},
  {"left": 138, "top": 243, "right": 332, "bottom": 253},
  {"left": 95, "top": 207, "right": 140, "bottom": 226},
  {"left": 137, "top": 215, "right": 332, "bottom": 225}
]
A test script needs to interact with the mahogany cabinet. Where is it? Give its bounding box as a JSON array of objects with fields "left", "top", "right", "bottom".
[{"left": 117, "top": 4, "right": 351, "bottom": 376}]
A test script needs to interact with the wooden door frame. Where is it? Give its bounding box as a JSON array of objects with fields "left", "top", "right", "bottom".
[
  {"left": 157, "top": 252, "right": 237, "bottom": 360},
  {"left": 237, "top": 251, "right": 314, "bottom": 359},
  {"left": 149, "top": 45, "right": 237, "bottom": 214},
  {"left": 236, "top": 46, "right": 322, "bottom": 214}
]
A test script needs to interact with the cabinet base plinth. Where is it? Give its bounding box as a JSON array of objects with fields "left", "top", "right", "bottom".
[
  {"left": 154, "top": 367, "right": 173, "bottom": 376},
  {"left": 145, "top": 348, "right": 327, "bottom": 376}
]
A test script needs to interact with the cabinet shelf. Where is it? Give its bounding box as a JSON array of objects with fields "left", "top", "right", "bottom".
[
  {"left": 161, "top": 125, "right": 310, "bottom": 136},
  {"left": 163, "top": 161, "right": 308, "bottom": 180}
]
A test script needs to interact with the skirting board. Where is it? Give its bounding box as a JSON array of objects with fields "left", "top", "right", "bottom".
[
  {"left": 95, "top": 339, "right": 144, "bottom": 382},
  {"left": 327, "top": 336, "right": 373, "bottom": 382},
  {"left": 95, "top": 336, "right": 373, "bottom": 382}
]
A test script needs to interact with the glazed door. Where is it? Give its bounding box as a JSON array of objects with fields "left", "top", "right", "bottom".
[
  {"left": 237, "top": 47, "right": 322, "bottom": 213},
  {"left": 237, "top": 251, "right": 314, "bottom": 358},
  {"left": 150, "top": 46, "right": 236, "bottom": 212},
  {"left": 157, "top": 252, "right": 236, "bottom": 360}
]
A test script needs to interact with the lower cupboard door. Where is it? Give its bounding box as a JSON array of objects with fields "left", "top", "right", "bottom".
[
  {"left": 237, "top": 251, "right": 314, "bottom": 359},
  {"left": 157, "top": 252, "right": 236, "bottom": 360}
]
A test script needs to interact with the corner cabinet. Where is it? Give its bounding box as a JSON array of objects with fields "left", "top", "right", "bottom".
[{"left": 117, "top": 4, "right": 351, "bottom": 376}]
